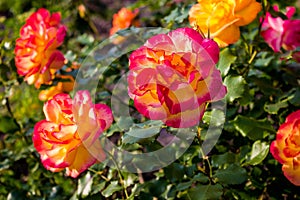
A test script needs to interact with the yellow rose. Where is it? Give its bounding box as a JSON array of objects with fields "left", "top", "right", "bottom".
[{"left": 189, "top": 0, "right": 261, "bottom": 47}]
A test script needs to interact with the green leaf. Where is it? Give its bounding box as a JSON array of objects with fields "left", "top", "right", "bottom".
[
  {"left": 264, "top": 100, "right": 289, "bottom": 114},
  {"left": 214, "top": 164, "right": 247, "bottom": 185},
  {"left": 123, "top": 173, "right": 138, "bottom": 188},
  {"left": 192, "top": 173, "right": 209, "bottom": 183},
  {"left": 224, "top": 75, "right": 246, "bottom": 102},
  {"left": 232, "top": 115, "right": 275, "bottom": 140},
  {"left": 164, "top": 163, "right": 185, "bottom": 183},
  {"left": 164, "top": 7, "right": 189, "bottom": 24},
  {"left": 248, "top": 75, "right": 281, "bottom": 96},
  {"left": 202, "top": 109, "right": 226, "bottom": 127},
  {"left": 0, "top": 158, "right": 10, "bottom": 171},
  {"left": 239, "top": 87, "right": 254, "bottom": 106},
  {"left": 289, "top": 88, "right": 300, "bottom": 106},
  {"left": 253, "top": 52, "right": 274, "bottom": 67},
  {"left": 7, "top": 190, "right": 26, "bottom": 200},
  {"left": 77, "top": 172, "right": 93, "bottom": 198},
  {"left": 118, "top": 116, "right": 134, "bottom": 130},
  {"left": 148, "top": 179, "right": 168, "bottom": 197},
  {"left": 101, "top": 181, "right": 123, "bottom": 197},
  {"left": 211, "top": 152, "right": 237, "bottom": 168},
  {"left": 76, "top": 33, "right": 95, "bottom": 45},
  {"left": 188, "top": 184, "right": 223, "bottom": 200},
  {"left": 217, "top": 48, "right": 237, "bottom": 76},
  {"left": 91, "top": 181, "right": 106, "bottom": 195},
  {"left": 122, "top": 121, "right": 162, "bottom": 144},
  {"left": 176, "top": 181, "right": 193, "bottom": 191},
  {"left": 244, "top": 141, "right": 269, "bottom": 165}
]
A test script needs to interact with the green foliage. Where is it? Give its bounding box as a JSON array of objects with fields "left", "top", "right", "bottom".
[
  {"left": 232, "top": 115, "right": 275, "bottom": 140},
  {"left": 188, "top": 184, "right": 223, "bottom": 200},
  {"left": 224, "top": 75, "right": 247, "bottom": 102}
]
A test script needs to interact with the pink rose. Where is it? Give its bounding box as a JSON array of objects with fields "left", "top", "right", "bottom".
[{"left": 261, "top": 6, "right": 300, "bottom": 53}]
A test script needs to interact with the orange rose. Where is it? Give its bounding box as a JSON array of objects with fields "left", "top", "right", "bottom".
[
  {"left": 110, "top": 7, "right": 139, "bottom": 35},
  {"left": 33, "top": 90, "right": 113, "bottom": 178},
  {"left": 270, "top": 110, "right": 300, "bottom": 185},
  {"left": 189, "top": 0, "right": 261, "bottom": 47},
  {"left": 38, "top": 75, "right": 74, "bottom": 101},
  {"left": 15, "top": 8, "right": 67, "bottom": 88}
]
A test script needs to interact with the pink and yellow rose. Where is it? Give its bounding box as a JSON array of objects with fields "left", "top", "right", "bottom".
[
  {"left": 261, "top": 6, "right": 300, "bottom": 52},
  {"left": 189, "top": 0, "right": 261, "bottom": 47},
  {"left": 33, "top": 90, "right": 113, "bottom": 178},
  {"left": 15, "top": 8, "right": 67, "bottom": 88},
  {"left": 128, "top": 27, "right": 226, "bottom": 128},
  {"left": 270, "top": 110, "right": 300, "bottom": 186}
]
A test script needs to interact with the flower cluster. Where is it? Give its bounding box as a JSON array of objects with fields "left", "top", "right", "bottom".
[
  {"left": 270, "top": 110, "right": 300, "bottom": 186},
  {"left": 14, "top": 8, "right": 67, "bottom": 88},
  {"left": 15, "top": 4, "right": 242, "bottom": 178},
  {"left": 261, "top": 5, "right": 300, "bottom": 61},
  {"left": 33, "top": 91, "right": 113, "bottom": 178},
  {"left": 128, "top": 28, "right": 226, "bottom": 128},
  {"left": 189, "top": 0, "right": 261, "bottom": 47}
]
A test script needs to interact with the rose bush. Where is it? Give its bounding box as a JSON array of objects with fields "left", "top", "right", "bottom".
[
  {"left": 1, "top": 0, "right": 300, "bottom": 199},
  {"left": 33, "top": 90, "right": 113, "bottom": 178},
  {"left": 128, "top": 27, "right": 226, "bottom": 128}
]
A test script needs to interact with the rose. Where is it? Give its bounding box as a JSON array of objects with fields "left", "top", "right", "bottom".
[
  {"left": 282, "top": 19, "right": 300, "bottom": 51},
  {"left": 270, "top": 110, "right": 300, "bottom": 186},
  {"left": 110, "top": 7, "right": 139, "bottom": 35},
  {"left": 189, "top": 0, "right": 261, "bottom": 47},
  {"left": 260, "top": 12, "right": 284, "bottom": 52},
  {"left": 33, "top": 90, "right": 113, "bottom": 178},
  {"left": 127, "top": 27, "right": 226, "bottom": 128},
  {"left": 261, "top": 6, "right": 300, "bottom": 53},
  {"left": 14, "top": 8, "right": 67, "bottom": 88}
]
